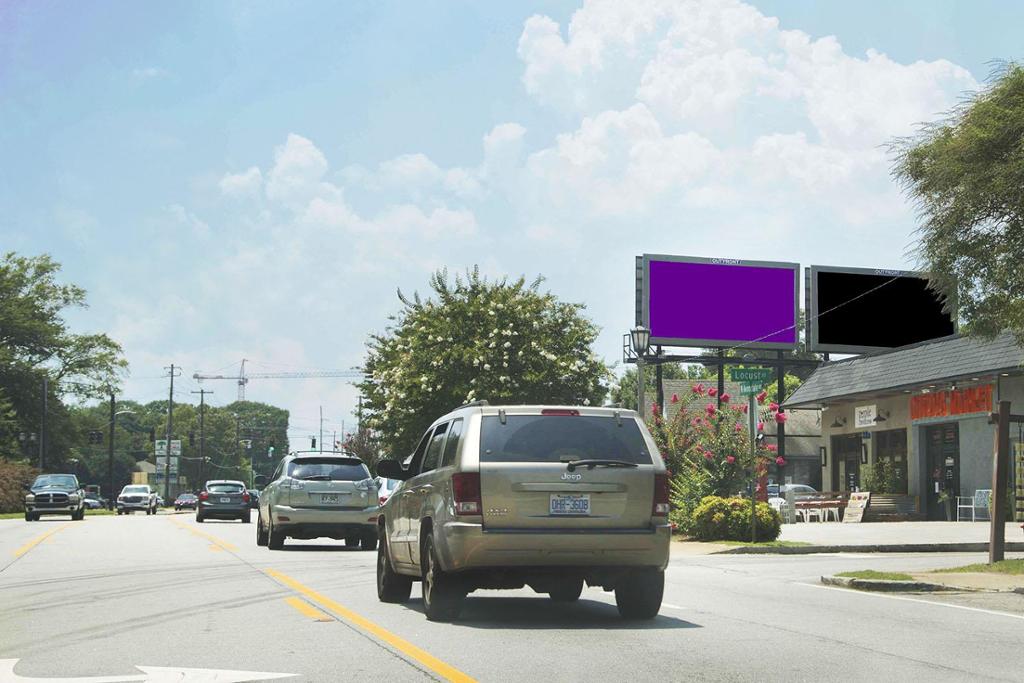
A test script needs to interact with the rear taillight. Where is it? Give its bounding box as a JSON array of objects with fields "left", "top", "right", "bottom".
[
  {"left": 452, "top": 472, "right": 481, "bottom": 516},
  {"left": 379, "top": 496, "right": 388, "bottom": 505},
  {"left": 198, "top": 491, "right": 208, "bottom": 502},
  {"left": 653, "top": 473, "right": 670, "bottom": 517},
  {"left": 242, "top": 492, "right": 250, "bottom": 503}
]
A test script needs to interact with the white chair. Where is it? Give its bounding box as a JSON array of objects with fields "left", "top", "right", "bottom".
[{"left": 956, "top": 489, "right": 992, "bottom": 521}]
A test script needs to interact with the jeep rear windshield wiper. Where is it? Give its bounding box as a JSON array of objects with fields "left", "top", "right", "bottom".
[
  {"left": 565, "top": 459, "right": 639, "bottom": 472},
  {"left": 298, "top": 474, "right": 331, "bottom": 481}
]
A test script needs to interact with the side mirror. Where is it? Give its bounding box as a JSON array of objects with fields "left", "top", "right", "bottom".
[
  {"left": 253, "top": 475, "right": 268, "bottom": 488},
  {"left": 22, "top": 482, "right": 33, "bottom": 492},
  {"left": 375, "top": 460, "right": 407, "bottom": 481}
]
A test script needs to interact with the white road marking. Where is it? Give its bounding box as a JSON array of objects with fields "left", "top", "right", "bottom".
[
  {"left": 799, "top": 583, "right": 1024, "bottom": 621},
  {"left": 0, "top": 659, "right": 297, "bottom": 682},
  {"left": 661, "top": 602, "right": 685, "bottom": 610}
]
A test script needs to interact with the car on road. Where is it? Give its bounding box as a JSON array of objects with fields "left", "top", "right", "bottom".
[
  {"left": 246, "top": 489, "right": 260, "bottom": 509},
  {"left": 374, "top": 402, "right": 671, "bottom": 621},
  {"left": 117, "top": 484, "right": 158, "bottom": 515},
  {"left": 83, "top": 492, "right": 107, "bottom": 510},
  {"left": 375, "top": 477, "right": 401, "bottom": 506},
  {"left": 257, "top": 452, "right": 379, "bottom": 550},
  {"left": 24, "top": 473, "right": 86, "bottom": 521},
  {"left": 197, "top": 480, "right": 251, "bottom": 523},
  {"left": 174, "top": 493, "right": 198, "bottom": 511}
]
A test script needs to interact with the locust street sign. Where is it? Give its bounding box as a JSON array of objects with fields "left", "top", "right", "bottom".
[{"left": 730, "top": 367, "right": 773, "bottom": 395}]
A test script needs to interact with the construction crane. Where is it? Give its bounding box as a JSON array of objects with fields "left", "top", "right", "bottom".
[{"left": 193, "top": 359, "right": 363, "bottom": 401}]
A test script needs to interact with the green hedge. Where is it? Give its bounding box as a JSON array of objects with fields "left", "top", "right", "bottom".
[
  {"left": 0, "top": 460, "right": 38, "bottom": 514},
  {"left": 690, "top": 495, "right": 782, "bottom": 542}
]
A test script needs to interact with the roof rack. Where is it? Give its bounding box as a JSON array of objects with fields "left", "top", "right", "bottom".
[{"left": 455, "top": 399, "right": 490, "bottom": 410}]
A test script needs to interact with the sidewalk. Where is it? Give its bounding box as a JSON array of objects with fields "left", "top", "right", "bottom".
[{"left": 780, "top": 520, "right": 1024, "bottom": 548}]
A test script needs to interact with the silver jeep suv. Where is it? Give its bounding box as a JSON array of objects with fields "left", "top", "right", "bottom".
[{"left": 375, "top": 403, "right": 671, "bottom": 621}]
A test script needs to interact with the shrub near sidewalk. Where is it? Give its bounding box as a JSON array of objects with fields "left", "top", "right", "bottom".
[
  {"left": 690, "top": 495, "right": 782, "bottom": 542},
  {"left": 0, "top": 460, "right": 37, "bottom": 514}
]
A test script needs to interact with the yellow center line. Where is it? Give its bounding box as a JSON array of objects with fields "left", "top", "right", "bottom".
[
  {"left": 265, "top": 568, "right": 476, "bottom": 683},
  {"left": 284, "top": 596, "right": 334, "bottom": 622},
  {"left": 169, "top": 519, "right": 239, "bottom": 552},
  {"left": 13, "top": 523, "right": 71, "bottom": 558}
]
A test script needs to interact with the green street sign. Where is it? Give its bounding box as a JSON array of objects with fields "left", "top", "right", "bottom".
[{"left": 730, "top": 368, "right": 773, "bottom": 383}]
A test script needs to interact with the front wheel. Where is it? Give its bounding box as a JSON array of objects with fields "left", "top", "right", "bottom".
[
  {"left": 615, "top": 569, "right": 664, "bottom": 620},
  {"left": 421, "top": 533, "right": 463, "bottom": 621},
  {"left": 24, "top": 512, "right": 35, "bottom": 522},
  {"left": 377, "top": 533, "right": 412, "bottom": 603}
]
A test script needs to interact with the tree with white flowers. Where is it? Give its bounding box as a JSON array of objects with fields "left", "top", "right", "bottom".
[{"left": 359, "top": 267, "right": 610, "bottom": 458}]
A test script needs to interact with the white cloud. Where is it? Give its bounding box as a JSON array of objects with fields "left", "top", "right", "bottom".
[
  {"left": 219, "top": 166, "right": 263, "bottom": 197},
  {"left": 131, "top": 67, "right": 168, "bottom": 81},
  {"left": 168, "top": 204, "right": 211, "bottom": 237},
  {"left": 265, "top": 133, "right": 336, "bottom": 209}
]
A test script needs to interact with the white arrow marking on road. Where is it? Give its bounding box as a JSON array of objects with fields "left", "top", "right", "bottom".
[{"left": 0, "top": 660, "right": 296, "bottom": 682}]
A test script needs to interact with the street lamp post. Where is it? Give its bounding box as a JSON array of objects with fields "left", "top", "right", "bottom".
[
  {"left": 630, "top": 326, "right": 651, "bottom": 419},
  {"left": 107, "top": 397, "right": 135, "bottom": 510}
]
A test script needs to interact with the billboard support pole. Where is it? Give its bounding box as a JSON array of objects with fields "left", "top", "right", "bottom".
[
  {"left": 637, "top": 357, "right": 645, "bottom": 420},
  {"left": 655, "top": 346, "right": 664, "bottom": 414},
  {"left": 717, "top": 350, "right": 725, "bottom": 410},
  {"left": 777, "top": 350, "right": 786, "bottom": 462}
]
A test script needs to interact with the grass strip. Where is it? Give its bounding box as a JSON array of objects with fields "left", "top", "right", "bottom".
[
  {"left": 835, "top": 570, "right": 915, "bottom": 581},
  {"left": 932, "top": 559, "right": 1024, "bottom": 575}
]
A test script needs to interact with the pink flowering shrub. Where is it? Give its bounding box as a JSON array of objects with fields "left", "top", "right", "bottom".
[{"left": 648, "top": 396, "right": 780, "bottom": 535}]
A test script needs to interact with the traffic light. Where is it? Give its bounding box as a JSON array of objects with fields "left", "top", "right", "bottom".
[
  {"left": 149, "top": 427, "right": 156, "bottom": 442},
  {"left": 189, "top": 431, "right": 195, "bottom": 447},
  {"left": 87, "top": 430, "right": 103, "bottom": 445},
  {"left": 267, "top": 446, "right": 275, "bottom": 459},
  {"left": 310, "top": 437, "right": 316, "bottom": 449}
]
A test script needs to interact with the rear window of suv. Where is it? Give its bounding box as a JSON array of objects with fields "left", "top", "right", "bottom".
[
  {"left": 208, "top": 483, "right": 244, "bottom": 493},
  {"left": 480, "top": 415, "right": 652, "bottom": 464},
  {"left": 288, "top": 458, "right": 370, "bottom": 481}
]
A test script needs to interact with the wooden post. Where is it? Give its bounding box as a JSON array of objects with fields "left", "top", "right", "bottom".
[{"left": 989, "top": 401, "right": 1010, "bottom": 564}]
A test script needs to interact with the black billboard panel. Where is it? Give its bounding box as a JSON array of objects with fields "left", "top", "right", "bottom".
[{"left": 808, "top": 266, "right": 956, "bottom": 354}]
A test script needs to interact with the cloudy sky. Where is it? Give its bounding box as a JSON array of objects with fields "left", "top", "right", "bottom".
[{"left": 2, "top": 0, "right": 1018, "bottom": 446}]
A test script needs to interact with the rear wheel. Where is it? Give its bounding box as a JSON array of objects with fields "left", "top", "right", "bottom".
[
  {"left": 256, "top": 512, "right": 269, "bottom": 546},
  {"left": 196, "top": 512, "right": 205, "bottom": 523},
  {"left": 267, "top": 514, "right": 285, "bottom": 550},
  {"left": 615, "top": 569, "right": 664, "bottom": 620},
  {"left": 421, "top": 533, "right": 463, "bottom": 622},
  {"left": 548, "top": 577, "right": 584, "bottom": 603},
  {"left": 377, "top": 532, "right": 412, "bottom": 603},
  {"left": 361, "top": 532, "right": 378, "bottom": 551},
  {"left": 344, "top": 535, "right": 361, "bottom": 548},
  {"left": 240, "top": 512, "right": 250, "bottom": 523}
]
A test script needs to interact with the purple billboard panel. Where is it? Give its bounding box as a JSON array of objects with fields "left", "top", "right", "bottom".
[{"left": 642, "top": 255, "right": 799, "bottom": 349}]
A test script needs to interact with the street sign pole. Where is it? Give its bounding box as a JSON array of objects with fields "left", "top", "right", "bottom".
[{"left": 749, "top": 392, "right": 757, "bottom": 542}]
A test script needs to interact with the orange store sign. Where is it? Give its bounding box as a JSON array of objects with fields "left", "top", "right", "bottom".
[{"left": 910, "top": 385, "right": 993, "bottom": 421}]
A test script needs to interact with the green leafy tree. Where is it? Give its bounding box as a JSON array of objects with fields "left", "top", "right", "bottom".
[
  {"left": 0, "top": 252, "right": 126, "bottom": 467},
  {"left": 892, "top": 63, "right": 1024, "bottom": 342},
  {"left": 360, "top": 267, "right": 610, "bottom": 458}
]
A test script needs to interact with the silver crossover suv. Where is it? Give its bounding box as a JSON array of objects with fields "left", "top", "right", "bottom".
[
  {"left": 375, "top": 403, "right": 671, "bottom": 621},
  {"left": 257, "top": 451, "right": 380, "bottom": 550}
]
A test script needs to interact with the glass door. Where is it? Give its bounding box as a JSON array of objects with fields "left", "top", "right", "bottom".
[{"left": 925, "top": 423, "right": 959, "bottom": 520}]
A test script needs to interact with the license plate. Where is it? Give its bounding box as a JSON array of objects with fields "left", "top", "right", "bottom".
[
  {"left": 320, "top": 494, "right": 340, "bottom": 505},
  {"left": 550, "top": 494, "right": 590, "bottom": 516},
  {"left": 220, "top": 497, "right": 231, "bottom": 503}
]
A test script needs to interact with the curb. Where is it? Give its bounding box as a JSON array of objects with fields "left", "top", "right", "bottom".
[
  {"left": 719, "top": 542, "right": 1024, "bottom": 555},
  {"left": 821, "top": 575, "right": 960, "bottom": 592}
]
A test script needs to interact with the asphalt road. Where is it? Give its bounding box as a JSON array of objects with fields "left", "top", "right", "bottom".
[{"left": 2, "top": 513, "right": 1023, "bottom": 682}]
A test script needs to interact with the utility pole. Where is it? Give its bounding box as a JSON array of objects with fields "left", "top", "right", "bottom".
[
  {"left": 107, "top": 393, "right": 115, "bottom": 510},
  {"left": 40, "top": 377, "right": 48, "bottom": 470},
  {"left": 164, "top": 364, "right": 180, "bottom": 501},
  {"left": 234, "top": 414, "right": 242, "bottom": 481},
  {"left": 192, "top": 389, "right": 212, "bottom": 489},
  {"left": 319, "top": 406, "right": 324, "bottom": 454},
  {"left": 990, "top": 401, "right": 1012, "bottom": 563},
  {"left": 357, "top": 396, "right": 363, "bottom": 432}
]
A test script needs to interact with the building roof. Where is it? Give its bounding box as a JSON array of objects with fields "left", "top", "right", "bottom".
[{"left": 785, "top": 332, "right": 1024, "bottom": 408}]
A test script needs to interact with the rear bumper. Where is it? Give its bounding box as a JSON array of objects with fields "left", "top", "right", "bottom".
[
  {"left": 437, "top": 521, "right": 672, "bottom": 572},
  {"left": 199, "top": 503, "right": 249, "bottom": 517},
  {"left": 273, "top": 504, "right": 378, "bottom": 535}
]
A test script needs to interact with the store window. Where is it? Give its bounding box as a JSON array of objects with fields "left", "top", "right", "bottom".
[{"left": 874, "top": 429, "right": 908, "bottom": 494}]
